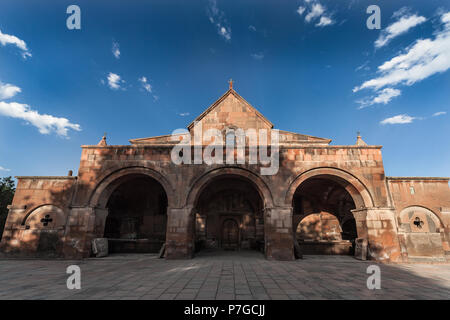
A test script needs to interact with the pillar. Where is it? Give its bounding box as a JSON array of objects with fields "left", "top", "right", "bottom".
[
  {"left": 264, "top": 206, "right": 295, "bottom": 260},
  {"left": 352, "top": 207, "right": 402, "bottom": 262},
  {"left": 165, "top": 206, "right": 195, "bottom": 259},
  {"left": 62, "top": 206, "right": 96, "bottom": 259}
]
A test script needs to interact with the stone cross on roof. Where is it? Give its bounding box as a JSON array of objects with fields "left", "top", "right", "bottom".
[{"left": 228, "top": 79, "right": 234, "bottom": 90}]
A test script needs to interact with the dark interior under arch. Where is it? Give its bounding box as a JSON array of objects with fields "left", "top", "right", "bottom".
[
  {"left": 104, "top": 175, "right": 167, "bottom": 253},
  {"left": 292, "top": 177, "right": 358, "bottom": 255},
  {"left": 193, "top": 176, "right": 265, "bottom": 254}
]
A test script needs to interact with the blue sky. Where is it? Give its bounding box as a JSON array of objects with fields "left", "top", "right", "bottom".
[{"left": 0, "top": 0, "right": 449, "bottom": 179}]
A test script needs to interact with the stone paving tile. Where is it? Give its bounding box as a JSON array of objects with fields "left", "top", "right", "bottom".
[{"left": 0, "top": 251, "right": 449, "bottom": 300}]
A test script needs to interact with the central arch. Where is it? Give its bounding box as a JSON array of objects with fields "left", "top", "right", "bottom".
[
  {"left": 186, "top": 167, "right": 273, "bottom": 255},
  {"left": 186, "top": 167, "right": 274, "bottom": 209}
]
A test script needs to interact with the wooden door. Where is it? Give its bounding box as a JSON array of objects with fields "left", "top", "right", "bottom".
[{"left": 222, "top": 219, "right": 239, "bottom": 250}]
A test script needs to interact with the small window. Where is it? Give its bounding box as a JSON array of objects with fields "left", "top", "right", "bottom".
[{"left": 225, "top": 131, "right": 236, "bottom": 146}]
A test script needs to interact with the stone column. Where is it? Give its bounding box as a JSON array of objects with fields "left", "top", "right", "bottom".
[
  {"left": 264, "top": 206, "right": 294, "bottom": 261},
  {"left": 165, "top": 206, "right": 195, "bottom": 259},
  {"left": 352, "top": 207, "right": 402, "bottom": 262},
  {"left": 62, "top": 207, "right": 96, "bottom": 259},
  {"left": 440, "top": 207, "right": 450, "bottom": 228},
  {"left": 93, "top": 208, "right": 109, "bottom": 238},
  {"left": 439, "top": 208, "right": 450, "bottom": 256},
  {"left": 351, "top": 208, "right": 368, "bottom": 239}
]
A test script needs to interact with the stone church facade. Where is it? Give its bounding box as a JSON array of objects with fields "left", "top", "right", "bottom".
[{"left": 1, "top": 84, "right": 449, "bottom": 263}]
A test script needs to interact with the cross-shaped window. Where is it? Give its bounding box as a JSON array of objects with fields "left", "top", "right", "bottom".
[
  {"left": 40, "top": 214, "right": 53, "bottom": 226},
  {"left": 413, "top": 217, "right": 424, "bottom": 229}
]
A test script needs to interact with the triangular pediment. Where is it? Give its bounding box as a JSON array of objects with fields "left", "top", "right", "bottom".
[
  {"left": 129, "top": 87, "right": 332, "bottom": 146},
  {"left": 187, "top": 89, "right": 273, "bottom": 132}
]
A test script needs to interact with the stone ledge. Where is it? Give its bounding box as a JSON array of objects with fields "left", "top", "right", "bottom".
[
  {"left": 387, "top": 176, "right": 450, "bottom": 181},
  {"left": 15, "top": 176, "right": 77, "bottom": 180},
  {"left": 81, "top": 144, "right": 384, "bottom": 149}
]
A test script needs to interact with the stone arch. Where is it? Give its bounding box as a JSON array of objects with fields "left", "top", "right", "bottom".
[
  {"left": 285, "top": 167, "right": 374, "bottom": 209},
  {"left": 19, "top": 204, "right": 66, "bottom": 257},
  {"left": 89, "top": 166, "right": 172, "bottom": 253},
  {"left": 89, "top": 166, "right": 175, "bottom": 209},
  {"left": 21, "top": 204, "right": 66, "bottom": 229},
  {"left": 186, "top": 167, "right": 270, "bottom": 253},
  {"left": 398, "top": 205, "right": 444, "bottom": 233},
  {"left": 397, "top": 205, "right": 446, "bottom": 261},
  {"left": 185, "top": 166, "right": 274, "bottom": 209},
  {"left": 289, "top": 168, "right": 372, "bottom": 248}
]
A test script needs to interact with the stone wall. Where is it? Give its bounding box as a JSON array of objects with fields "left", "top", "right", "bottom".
[
  {"left": 73, "top": 144, "right": 388, "bottom": 209},
  {"left": 2, "top": 144, "right": 449, "bottom": 263},
  {"left": 387, "top": 178, "right": 450, "bottom": 262},
  {"left": 0, "top": 177, "right": 76, "bottom": 257}
]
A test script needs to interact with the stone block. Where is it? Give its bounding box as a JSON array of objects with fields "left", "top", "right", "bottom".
[
  {"left": 92, "top": 238, "right": 108, "bottom": 257},
  {"left": 354, "top": 238, "right": 368, "bottom": 260}
]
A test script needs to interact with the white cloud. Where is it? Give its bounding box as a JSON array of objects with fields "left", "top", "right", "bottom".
[
  {"left": 297, "top": 1, "right": 334, "bottom": 27},
  {"left": 355, "top": 61, "right": 370, "bottom": 72},
  {"left": 393, "top": 7, "right": 411, "bottom": 19},
  {"left": 249, "top": 25, "right": 256, "bottom": 32},
  {"left": 0, "top": 28, "right": 32, "bottom": 59},
  {"left": 375, "top": 14, "right": 427, "bottom": 48},
  {"left": 107, "top": 72, "right": 124, "bottom": 90},
  {"left": 380, "top": 114, "right": 416, "bottom": 125},
  {"left": 0, "top": 166, "right": 10, "bottom": 172},
  {"left": 112, "top": 41, "right": 120, "bottom": 59},
  {"left": 354, "top": 12, "right": 450, "bottom": 107},
  {"left": 139, "top": 76, "right": 152, "bottom": 92},
  {"left": 432, "top": 111, "right": 446, "bottom": 116},
  {"left": 251, "top": 52, "right": 264, "bottom": 60},
  {"left": 139, "top": 76, "right": 158, "bottom": 101},
  {"left": 0, "top": 80, "right": 80, "bottom": 137},
  {"left": 305, "top": 3, "right": 325, "bottom": 22},
  {"left": 0, "top": 101, "right": 81, "bottom": 136},
  {"left": 178, "top": 112, "right": 190, "bottom": 116},
  {"left": 357, "top": 88, "right": 401, "bottom": 108},
  {"left": 316, "top": 16, "right": 333, "bottom": 27},
  {"left": 207, "top": 0, "right": 231, "bottom": 41},
  {"left": 0, "top": 82, "right": 21, "bottom": 100},
  {"left": 372, "top": 88, "right": 401, "bottom": 104},
  {"left": 219, "top": 27, "right": 231, "bottom": 41},
  {"left": 297, "top": 6, "right": 306, "bottom": 16}
]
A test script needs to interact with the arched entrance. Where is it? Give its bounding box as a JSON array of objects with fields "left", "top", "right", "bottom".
[
  {"left": 94, "top": 173, "right": 168, "bottom": 253},
  {"left": 192, "top": 175, "right": 265, "bottom": 253},
  {"left": 291, "top": 174, "right": 364, "bottom": 255}
]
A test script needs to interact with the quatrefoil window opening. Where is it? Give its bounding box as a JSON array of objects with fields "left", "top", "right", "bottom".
[
  {"left": 40, "top": 214, "right": 53, "bottom": 226},
  {"left": 413, "top": 216, "right": 424, "bottom": 229}
]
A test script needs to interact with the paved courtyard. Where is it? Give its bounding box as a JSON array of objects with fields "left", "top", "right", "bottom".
[{"left": 0, "top": 250, "right": 449, "bottom": 300}]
